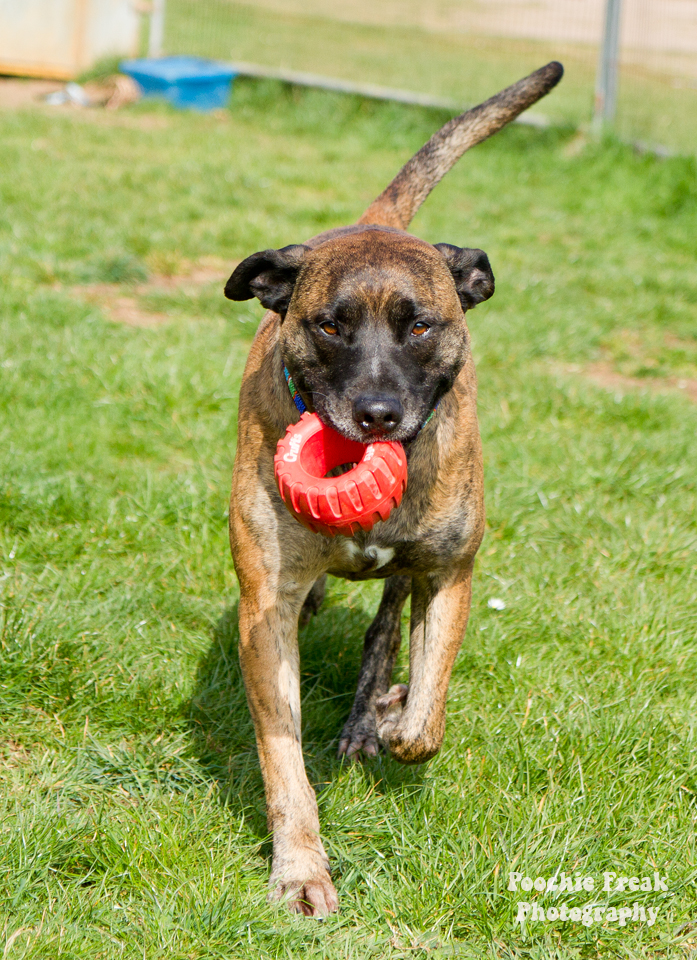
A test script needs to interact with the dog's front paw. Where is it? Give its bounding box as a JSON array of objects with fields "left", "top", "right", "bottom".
[
  {"left": 269, "top": 863, "right": 338, "bottom": 917},
  {"left": 376, "top": 683, "right": 441, "bottom": 764},
  {"left": 338, "top": 710, "right": 379, "bottom": 759}
]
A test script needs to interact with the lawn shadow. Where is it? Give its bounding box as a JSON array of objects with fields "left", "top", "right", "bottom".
[{"left": 187, "top": 581, "right": 427, "bottom": 845}]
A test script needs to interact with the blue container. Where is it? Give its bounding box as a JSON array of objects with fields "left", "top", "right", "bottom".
[{"left": 120, "top": 56, "right": 237, "bottom": 111}]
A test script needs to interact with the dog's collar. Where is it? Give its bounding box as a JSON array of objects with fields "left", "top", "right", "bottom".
[
  {"left": 282, "top": 365, "right": 437, "bottom": 432},
  {"left": 284, "top": 366, "right": 308, "bottom": 414}
]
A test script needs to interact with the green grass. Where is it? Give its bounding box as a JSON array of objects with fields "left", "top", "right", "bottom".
[
  {"left": 164, "top": 0, "right": 697, "bottom": 154},
  {"left": 1, "top": 80, "right": 697, "bottom": 958}
]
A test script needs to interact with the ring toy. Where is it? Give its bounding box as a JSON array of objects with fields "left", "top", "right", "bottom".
[{"left": 274, "top": 412, "right": 407, "bottom": 537}]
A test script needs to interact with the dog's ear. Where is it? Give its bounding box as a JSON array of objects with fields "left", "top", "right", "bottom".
[
  {"left": 224, "top": 244, "right": 310, "bottom": 316},
  {"left": 433, "top": 244, "right": 495, "bottom": 311}
]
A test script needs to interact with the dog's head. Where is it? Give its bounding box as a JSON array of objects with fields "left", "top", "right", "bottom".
[{"left": 225, "top": 229, "right": 494, "bottom": 443}]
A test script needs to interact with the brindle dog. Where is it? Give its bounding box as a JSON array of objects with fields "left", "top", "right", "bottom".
[{"left": 224, "top": 62, "right": 563, "bottom": 916}]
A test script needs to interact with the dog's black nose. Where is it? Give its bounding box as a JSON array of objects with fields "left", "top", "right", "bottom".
[{"left": 352, "top": 394, "right": 403, "bottom": 434}]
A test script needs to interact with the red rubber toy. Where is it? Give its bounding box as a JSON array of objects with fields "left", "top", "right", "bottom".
[{"left": 274, "top": 412, "right": 407, "bottom": 537}]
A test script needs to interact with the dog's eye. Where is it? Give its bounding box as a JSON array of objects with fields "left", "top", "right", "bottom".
[
  {"left": 320, "top": 321, "right": 339, "bottom": 336},
  {"left": 411, "top": 321, "right": 430, "bottom": 337}
]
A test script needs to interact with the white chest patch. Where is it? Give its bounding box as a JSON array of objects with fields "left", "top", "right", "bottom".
[
  {"left": 366, "top": 545, "right": 395, "bottom": 568},
  {"left": 341, "top": 541, "right": 395, "bottom": 569}
]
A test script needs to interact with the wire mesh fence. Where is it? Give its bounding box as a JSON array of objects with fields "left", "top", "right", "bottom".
[{"left": 160, "top": 0, "right": 697, "bottom": 154}]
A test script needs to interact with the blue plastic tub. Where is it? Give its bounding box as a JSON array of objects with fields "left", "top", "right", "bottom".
[{"left": 120, "top": 57, "right": 237, "bottom": 111}]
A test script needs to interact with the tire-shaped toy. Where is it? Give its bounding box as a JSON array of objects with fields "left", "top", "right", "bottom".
[{"left": 274, "top": 412, "right": 407, "bottom": 537}]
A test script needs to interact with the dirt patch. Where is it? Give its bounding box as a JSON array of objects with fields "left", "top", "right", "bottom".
[
  {"left": 0, "top": 740, "right": 30, "bottom": 768},
  {"left": 0, "top": 77, "right": 172, "bottom": 129},
  {"left": 559, "top": 361, "right": 697, "bottom": 403},
  {"left": 91, "top": 294, "right": 170, "bottom": 328},
  {"left": 0, "top": 78, "right": 62, "bottom": 110},
  {"left": 66, "top": 259, "right": 234, "bottom": 328},
  {"left": 140, "top": 261, "right": 232, "bottom": 291},
  {"left": 559, "top": 328, "right": 697, "bottom": 402}
]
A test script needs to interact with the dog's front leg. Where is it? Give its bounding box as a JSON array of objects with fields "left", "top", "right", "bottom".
[
  {"left": 238, "top": 581, "right": 338, "bottom": 916},
  {"left": 375, "top": 566, "right": 474, "bottom": 764}
]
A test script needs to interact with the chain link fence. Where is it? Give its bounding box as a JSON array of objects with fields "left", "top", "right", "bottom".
[{"left": 159, "top": 0, "right": 697, "bottom": 155}]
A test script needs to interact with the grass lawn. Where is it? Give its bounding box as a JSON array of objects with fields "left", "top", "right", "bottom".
[{"left": 1, "top": 78, "right": 697, "bottom": 958}]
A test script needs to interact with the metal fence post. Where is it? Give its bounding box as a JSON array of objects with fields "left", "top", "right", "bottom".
[
  {"left": 148, "top": 0, "right": 166, "bottom": 58},
  {"left": 594, "top": 0, "right": 623, "bottom": 130}
]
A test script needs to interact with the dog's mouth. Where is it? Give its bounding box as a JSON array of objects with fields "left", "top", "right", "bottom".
[
  {"left": 291, "top": 371, "right": 436, "bottom": 445},
  {"left": 313, "top": 402, "right": 428, "bottom": 446}
]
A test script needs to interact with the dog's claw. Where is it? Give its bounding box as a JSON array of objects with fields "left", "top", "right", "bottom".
[
  {"left": 271, "top": 874, "right": 339, "bottom": 917},
  {"left": 295, "top": 879, "right": 339, "bottom": 917},
  {"left": 338, "top": 734, "right": 378, "bottom": 759},
  {"left": 338, "top": 709, "right": 381, "bottom": 759},
  {"left": 339, "top": 685, "right": 409, "bottom": 759}
]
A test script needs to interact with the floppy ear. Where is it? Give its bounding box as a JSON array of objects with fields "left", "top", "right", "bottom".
[
  {"left": 224, "top": 244, "right": 310, "bottom": 317},
  {"left": 433, "top": 244, "right": 495, "bottom": 311}
]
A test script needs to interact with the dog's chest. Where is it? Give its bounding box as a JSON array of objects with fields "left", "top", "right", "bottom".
[
  {"left": 344, "top": 540, "right": 395, "bottom": 569},
  {"left": 324, "top": 537, "right": 399, "bottom": 579},
  {"left": 322, "top": 498, "right": 480, "bottom": 580}
]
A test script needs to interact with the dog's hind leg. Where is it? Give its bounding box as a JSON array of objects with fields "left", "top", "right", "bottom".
[
  {"left": 338, "top": 575, "right": 411, "bottom": 759},
  {"left": 375, "top": 566, "right": 474, "bottom": 764},
  {"left": 299, "top": 574, "right": 327, "bottom": 627}
]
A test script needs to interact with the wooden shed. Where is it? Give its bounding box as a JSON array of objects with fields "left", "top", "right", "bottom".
[{"left": 0, "top": 0, "right": 140, "bottom": 79}]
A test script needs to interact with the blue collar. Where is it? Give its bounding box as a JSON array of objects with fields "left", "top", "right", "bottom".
[{"left": 284, "top": 366, "right": 307, "bottom": 413}]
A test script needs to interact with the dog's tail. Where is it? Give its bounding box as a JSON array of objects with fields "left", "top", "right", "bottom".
[{"left": 358, "top": 61, "right": 563, "bottom": 230}]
